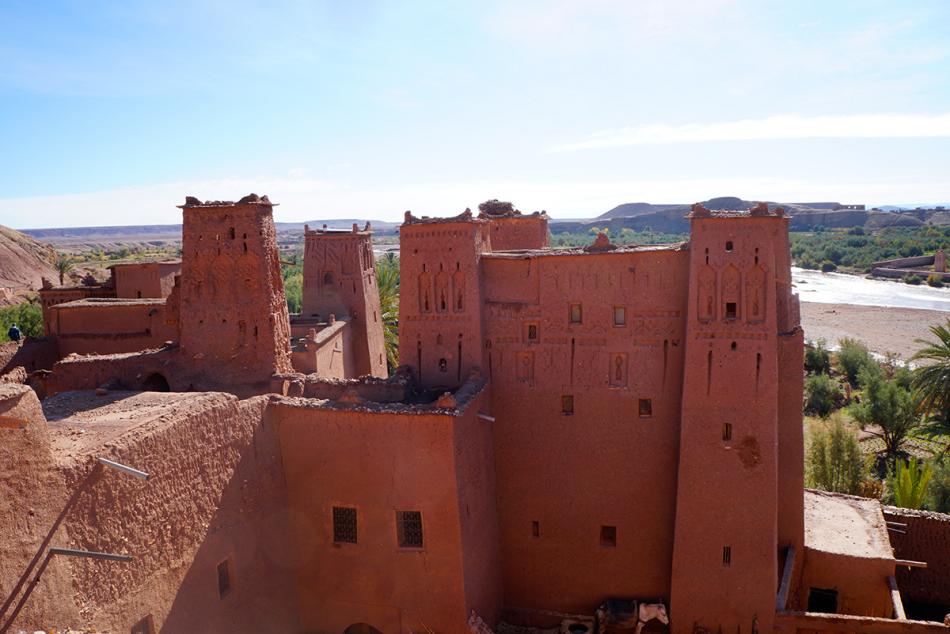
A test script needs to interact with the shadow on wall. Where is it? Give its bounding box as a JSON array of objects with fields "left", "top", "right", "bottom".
[
  {"left": 0, "top": 466, "right": 102, "bottom": 633},
  {"left": 157, "top": 409, "right": 300, "bottom": 633},
  {"left": 344, "top": 624, "right": 385, "bottom": 634}
]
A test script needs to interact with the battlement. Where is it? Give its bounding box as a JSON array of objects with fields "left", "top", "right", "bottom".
[{"left": 178, "top": 193, "right": 277, "bottom": 208}]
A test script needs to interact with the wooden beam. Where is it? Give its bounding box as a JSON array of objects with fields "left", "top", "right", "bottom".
[
  {"left": 895, "top": 559, "right": 927, "bottom": 569},
  {"left": 776, "top": 545, "right": 796, "bottom": 612},
  {"left": 888, "top": 576, "right": 906, "bottom": 620}
]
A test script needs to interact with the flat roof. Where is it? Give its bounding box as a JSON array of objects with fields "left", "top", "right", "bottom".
[
  {"left": 483, "top": 242, "right": 688, "bottom": 259},
  {"left": 51, "top": 298, "right": 166, "bottom": 309},
  {"left": 804, "top": 489, "right": 894, "bottom": 560}
]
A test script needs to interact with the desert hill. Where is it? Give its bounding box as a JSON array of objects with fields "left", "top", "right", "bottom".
[{"left": 0, "top": 224, "right": 57, "bottom": 303}]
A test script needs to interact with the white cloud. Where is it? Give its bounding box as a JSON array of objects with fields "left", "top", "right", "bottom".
[{"left": 551, "top": 113, "right": 950, "bottom": 152}]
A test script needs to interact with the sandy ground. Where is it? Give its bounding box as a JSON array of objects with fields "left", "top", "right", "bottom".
[{"left": 801, "top": 302, "right": 949, "bottom": 360}]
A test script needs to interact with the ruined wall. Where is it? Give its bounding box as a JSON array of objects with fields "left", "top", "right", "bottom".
[
  {"left": 884, "top": 507, "right": 950, "bottom": 610},
  {"left": 482, "top": 247, "right": 689, "bottom": 619},
  {"left": 113, "top": 261, "right": 181, "bottom": 299},
  {"left": 484, "top": 213, "right": 549, "bottom": 251},
  {"left": 301, "top": 226, "right": 387, "bottom": 377},
  {"left": 178, "top": 196, "right": 292, "bottom": 389},
  {"left": 0, "top": 384, "right": 80, "bottom": 632},
  {"left": 289, "top": 320, "right": 353, "bottom": 377},
  {"left": 48, "top": 299, "right": 176, "bottom": 356},
  {"left": 399, "top": 213, "right": 491, "bottom": 390},
  {"left": 53, "top": 392, "right": 299, "bottom": 633},
  {"left": 269, "top": 388, "right": 500, "bottom": 634},
  {"left": 45, "top": 348, "right": 178, "bottom": 395},
  {"left": 798, "top": 548, "right": 895, "bottom": 617},
  {"left": 0, "top": 338, "right": 59, "bottom": 374},
  {"left": 671, "top": 211, "right": 798, "bottom": 634}
]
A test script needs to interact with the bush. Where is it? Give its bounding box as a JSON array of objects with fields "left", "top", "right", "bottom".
[
  {"left": 837, "top": 338, "right": 876, "bottom": 385},
  {"left": 805, "top": 340, "right": 831, "bottom": 374},
  {"left": 927, "top": 274, "right": 945, "bottom": 288},
  {"left": 0, "top": 300, "right": 43, "bottom": 341},
  {"left": 886, "top": 458, "right": 932, "bottom": 510},
  {"left": 804, "top": 373, "right": 841, "bottom": 418},
  {"left": 847, "top": 226, "right": 865, "bottom": 236},
  {"left": 903, "top": 274, "right": 923, "bottom": 285},
  {"left": 820, "top": 260, "right": 838, "bottom": 272},
  {"left": 806, "top": 417, "right": 866, "bottom": 495},
  {"left": 927, "top": 458, "right": 950, "bottom": 513}
]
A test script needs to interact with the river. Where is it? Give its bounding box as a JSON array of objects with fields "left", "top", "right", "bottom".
[{"left": 792, "top": 267, "right": 950, "bottom": 312}]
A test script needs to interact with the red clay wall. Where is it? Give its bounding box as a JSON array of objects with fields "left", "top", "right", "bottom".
[
  {"left": 301, "top": 227, "right": 387, "bottom": 377},
  {"left": 797, "top": 548, "right": 895, "bottom": 617},
  {"left": 482, "top": 248, "right": 689, "bottom": 618},
  {"left": 54, "top": 393, "right": 299, "bottom": 633},
  {"left": 179, "top": 198, "right": 292, "bottom": 388},
  {"left": 269, "top": 391, "right": 500, "bottom": 633},
  {"left": 884, "top": 507, "right": 950, "bottom": 609},
  {"left": 485, "top": 214, "right": 549, "bottom": 251},
  {"left": 671, "top": 213, "right": 798, "bottom": 634},
  {"left": 113, "top": 261, "right": 180, "bottom": 299},
  {"left": 48, "top": 299, "right": 176, "bottom": 356},
  {"left": 0, "top": 384, "right": 80, "bottom": 632}
]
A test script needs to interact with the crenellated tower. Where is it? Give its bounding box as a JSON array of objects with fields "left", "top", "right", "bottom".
[
  {"left": 670, "top": 203, "right": 804, "bottom": 634},
  {"left": 178, "top": 194, "right": 293, "bottom": 387},
  {"left": 300, "top": 223, "right": 387, "bottom": 377},
  {"left": 398, "top": 209, "right": 491, "bottom": 389}
]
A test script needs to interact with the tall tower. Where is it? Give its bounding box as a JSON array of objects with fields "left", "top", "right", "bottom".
[
  {"left": 300, "top": 223, "right": 387, "bottom": 377},
  {"left": 178, "top": 194, "right": 292, "bottom": 388},
  {"left": 670, "top": 203, "right": 803, "bottom": 634},
  {"left": 398, "top": 210, "right": 490, "bottom": 389}
]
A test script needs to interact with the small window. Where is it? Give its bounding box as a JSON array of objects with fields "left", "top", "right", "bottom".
[
  {"left": 725, "top": 241, "right": 733, "bottom": 252},
  {"left": 725, "top": 302, "right": 737, "bottom": 319},
  {"left": 217, "top": 558, "right": 232, "bottom": 598},
  {"left": 131, "top": 616, "right": 154, "bottom": 634},
  {"left": 613, "top": 306, "right": 626, "bottom": 326},
  {"left": 569, "top": 303, "right": 582, "bottom": 324},
  {"left": 722, "top": 546, "right": 731, "bottom": 566},
  {"left": 333, "top": 506, "right": 358, "bottom": 544},
  {"left": 229, "top": 227, "right": 236, "bottom": 240},
  {"left": 808, "top": 587, "right": 838, "bottom": 614},
  {"left": 723, "top": 423, "right": 733, "bottom": 442},
  {"left": 397, "top": 511, "right": 424, "bottom": 548},
  {"left": 532, "top": 520, "right": 540, "bottom": 538},
  {"left": 638, "top": 399, "right": 652, "bottom": 418},
  {"left": 438, "top": 358, "right": 448, "bottom": 372},
  {"left": 561, "top": 395, "right": 574, "bottom": 415},
  {"left": 600, "top": 525, "right": 617, "bottom": 547},
  {"left": 527, "top": 324, "right": 538, "bottom": 341}
]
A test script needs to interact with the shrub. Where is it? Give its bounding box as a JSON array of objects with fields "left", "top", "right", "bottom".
[
  {"left": 850, "top": 366, "right": 922, "bottom": 458},
  {"left": 887, "top": 458, "right": 932, "bottom": 510},
  {"left": 820, "top": 260, "right": 838, "bottom": 273},
  {"left": 927, "top": 274, "right": 945, "bottom": 288},
  {"left": 927, "top": 458, "right": 950, "bottom": 513},
  {"left": 806, "top": 417, "right": 866, "bottom": 495},
  {"left": 837, "top": 338, "right": 875, "bottom": 385},
  {"left": 0, "top": 300, "right": 44, "bottom": 341},
  {"left": 847, "top": 226, "right": 865, "bottom": 236},
  {"left": 804, "top": 340, "right": 831, "bottom": 374},
  {"left": 903, "top": 274, "right": 923, "bottom": 285},
  {"left": 804, "top": 373, "right": 841, "bottom": 418}
]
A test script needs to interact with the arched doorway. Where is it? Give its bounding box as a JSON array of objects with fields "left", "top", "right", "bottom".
[
  {"left": 343, "top": 624, "right": 383, "bottom": 634},
  {"left": 142, "top": 373, "right": 170, "bottom": 392}
]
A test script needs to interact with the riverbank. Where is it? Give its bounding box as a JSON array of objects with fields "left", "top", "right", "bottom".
[{"left": 801, "top": 302, "right": 948, "bottom": 360}]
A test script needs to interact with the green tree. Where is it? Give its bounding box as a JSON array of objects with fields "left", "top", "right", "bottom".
[
  {"left": 837, "top": 338, "right": 875, "bottom": 385},
  {"left": 54, "top": 254, "right": 74, "bottom": 286},
  {"left": 911, "top": 321, "right": 950, "bottom": 453},
  {"left": 376, "top": 253, "right": 400, "bottom": 372},
  {"left": 804, "top": 339, "right": 831, "bottom": 374},
  {"left": 0, "top": 298, "right": 44, "bottom": 341},
  {"left": 806, "top": 417, "right": 865, "bottom": 495},
  {"left": 284, "top": 272, "right": 303, "bottom": 313},
  {"left": 804, "top": 373, "right": 840, "bottom": 418},
  {"left": 927, "top": 458, "right": 950, "bottom": 513},
  {"left": 850, "top": 365, "right": 921, "bottom": 458},
  {"left": 887, "top": 458, "right": 932, "bottom": 510}
]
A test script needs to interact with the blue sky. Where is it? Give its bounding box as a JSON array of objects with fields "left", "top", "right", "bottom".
[{"left": 1, "top": 0, "right": 949, "bottom": 228}]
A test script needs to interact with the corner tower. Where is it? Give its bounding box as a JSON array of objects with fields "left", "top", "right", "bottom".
[
  {"left": 301, "top": 223, "right": 387, "bottom": 377},
  {"left": 670, "top": 203, "right": 804, "bottom": 634},
  {"left": 178, "top": 194, "right": 292, "bottom": 387},
  {"left": 398, "top": 210, "right": 490, "bottom": 389}
]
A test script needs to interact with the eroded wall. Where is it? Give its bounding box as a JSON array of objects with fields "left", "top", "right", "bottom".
[{"left": 884, "top": 507, "right": 950, "bottom": 614}]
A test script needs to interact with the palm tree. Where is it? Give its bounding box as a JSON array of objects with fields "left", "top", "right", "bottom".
[
  {"left": 54, "top": 254, "right": 74, "bottom": 286},
  {"left": 376, "top": 253, "right": 400, "bottom": 372},
  {"left": 911, "top": 321, "right": 950, "bottom": 453},
  {"left": 888, "top": 458, "right": 933, "bottom": 510}
]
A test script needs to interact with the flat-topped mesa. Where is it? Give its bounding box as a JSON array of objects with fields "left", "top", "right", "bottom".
[
  {"left": 179, "top": 193, "right": 292, "bottom": 387},
  {"left": 299, "top": 221, "right": 386, "bottom": 378}
]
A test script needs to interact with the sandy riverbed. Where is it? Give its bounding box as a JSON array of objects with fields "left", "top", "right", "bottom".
[{"left": 801, "top": 302, "right": 949, "bottom": 360}]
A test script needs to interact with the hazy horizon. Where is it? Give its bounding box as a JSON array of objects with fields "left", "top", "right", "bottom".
[{"left": 2, "top": 1, "right": 950, "bottom": 229}]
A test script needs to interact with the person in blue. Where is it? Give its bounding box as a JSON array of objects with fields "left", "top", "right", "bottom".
[{"left": 7, "top": 323, "right": 21, "bottom": 342}]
